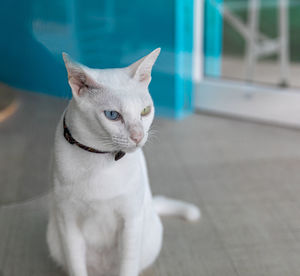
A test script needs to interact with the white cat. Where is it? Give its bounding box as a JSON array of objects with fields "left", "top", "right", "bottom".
[{"left": 47, "top": 48, "right": 200, "bottom": 276}]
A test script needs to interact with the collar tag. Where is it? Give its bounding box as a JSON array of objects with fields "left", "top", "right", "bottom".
[{"left": 115, "top": 151, "right": 126, "bottom": 161}]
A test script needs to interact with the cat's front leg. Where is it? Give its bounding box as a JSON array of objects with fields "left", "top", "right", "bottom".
[
  {"left": 120, "top": 214, "right": 143, "bottom": 276},
  {"left": 56, "top": 209, "right": 88, "bottom": 276}
]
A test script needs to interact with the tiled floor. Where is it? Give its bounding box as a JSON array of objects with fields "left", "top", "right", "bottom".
[
  {"left": 222, "top": 55, "right": 300, "bottom": 88},
  {"left": 2, "top": 90, "right": 300, "bottom": 275}
]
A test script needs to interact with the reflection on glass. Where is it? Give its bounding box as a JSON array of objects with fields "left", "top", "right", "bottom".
[
  {"left": 0, "top": 0, "right": 194, "bottom": 118},
  {"left": 205, "top": 0, "right": 300, "bottom": 88}
]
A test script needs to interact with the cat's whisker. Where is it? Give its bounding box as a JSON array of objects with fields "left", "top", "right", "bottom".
[
  {"left": 147, "top": 130, "right": 160, "bottom": 144},
  {"left": 97, "top": 135, "right": 112, "bottom": 141},
  {"left": 148, "top": 126, "right": 159, "bottom": 136},
  {"left": 149, "top": 127, "right": 158, "bottom": 134},
  {"left": 111, "top": 135, "right": 131, "bottom": 149}
]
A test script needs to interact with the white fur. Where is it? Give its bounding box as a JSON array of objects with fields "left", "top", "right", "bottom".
[{"left": 47, "top": 49, "right": 200, "bottom": 276}]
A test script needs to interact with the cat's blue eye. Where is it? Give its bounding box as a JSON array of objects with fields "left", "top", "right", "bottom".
[{"left": 104, "top": 110, "right": 121, "bottom": 121}]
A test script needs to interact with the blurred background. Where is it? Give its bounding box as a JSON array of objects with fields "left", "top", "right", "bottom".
[{"left": 2, "top": 0, "right": 300, "bottom": 275}]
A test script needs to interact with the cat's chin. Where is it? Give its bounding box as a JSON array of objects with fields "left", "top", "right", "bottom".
[
  {"left": 123, "top": 146, "right": 140, "bottom": 153},
  {"left": 122, "top": 143, "right": 145, "bottom": 153}
]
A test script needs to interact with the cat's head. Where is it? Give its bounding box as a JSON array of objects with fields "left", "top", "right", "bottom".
[{"left": 63, "top": 48, "right": 160, "bottom": 153}]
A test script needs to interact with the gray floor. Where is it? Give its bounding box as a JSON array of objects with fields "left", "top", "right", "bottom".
[{"left": 2, "top": 91, "right": 300, "bottom": 276}]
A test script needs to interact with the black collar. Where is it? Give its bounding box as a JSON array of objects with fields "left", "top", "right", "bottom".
[{"left": 63, "top": 116, "right": 126, "bottom": 161}]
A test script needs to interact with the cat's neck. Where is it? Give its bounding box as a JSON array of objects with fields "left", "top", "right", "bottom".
[{"left": 64, "top": 99, "right": 113, "bottom": 153}]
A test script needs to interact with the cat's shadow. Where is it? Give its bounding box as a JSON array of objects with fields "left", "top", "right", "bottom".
[
  {"left": 140, "top": 268, "right": 156, "bottom": 276},
  {"left": 0, "top": 194, "right": 65, "bottom": 276}
]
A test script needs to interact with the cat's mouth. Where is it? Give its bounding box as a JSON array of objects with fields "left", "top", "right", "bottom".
[
  {"left": 118, "top": 142, "right": 147, "bottom": 154},
  {"left": 119, "top": 142, "right": 145, "bottom": 153},
  {"left": 111, "top": 135, "right": 147, "bottom": 152}
]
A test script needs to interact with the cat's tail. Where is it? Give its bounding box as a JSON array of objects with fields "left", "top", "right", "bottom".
[{"left": 153, "top": 196, "right": 201, "bottom": 222}]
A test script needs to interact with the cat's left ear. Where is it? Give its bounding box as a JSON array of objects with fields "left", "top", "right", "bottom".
[
  {"left": 62, "top": 53, "right": 99, "bottom": 98},
  {"left": 128, "top": 48, "right": 161, "bottom": 85}
]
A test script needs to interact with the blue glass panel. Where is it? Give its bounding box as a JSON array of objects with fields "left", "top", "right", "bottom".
[
  {"left": 204, "top": 0, "right": 223, "bottom": 77},
  {"left": 0, "top": 0, "right": 194, "bottom": 118}
]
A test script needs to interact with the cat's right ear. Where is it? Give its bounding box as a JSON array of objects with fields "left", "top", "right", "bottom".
[
  {"left": 62, "top": 53, "right": 98, "bottom": 98},
  {"left": 128, "top": 48, "right": 161, "bottom": 86}
]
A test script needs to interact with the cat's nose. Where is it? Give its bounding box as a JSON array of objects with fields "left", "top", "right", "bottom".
[{"left": 130, "top": 130, "right": 144, "bottom": 144}]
